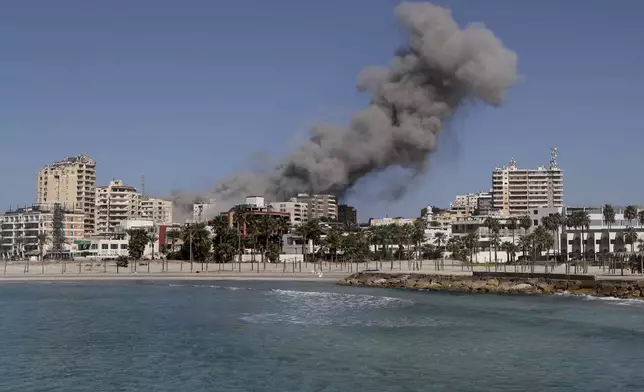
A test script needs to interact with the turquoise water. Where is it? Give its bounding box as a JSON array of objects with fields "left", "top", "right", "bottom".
[{"left": 1, "top": 280, "right": 643, "bottom": 392}]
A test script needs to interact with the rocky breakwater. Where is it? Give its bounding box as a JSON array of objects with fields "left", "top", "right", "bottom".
[{"left": 337, "top": 273, "right": 644, "bottom": 299}]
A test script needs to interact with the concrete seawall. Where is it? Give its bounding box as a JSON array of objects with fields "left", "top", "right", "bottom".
[{"left": 337, "top": 273, "right": 644, "bottom": 299}]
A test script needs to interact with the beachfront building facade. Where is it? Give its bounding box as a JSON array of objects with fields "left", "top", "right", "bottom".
[
  {"left": 0, "top": 204, "right": 85, "bottom": 259},
  {"left": 36, "top": 154, "right": 97, "bottom": 235},
  {"left": 492, "top": 148, "right": 564, "bottom": 217},
  {"left": 564, "top": 206, "right": 644, "bottom": 256},
  {"left": 95, "top": 180, "right": 142, "bottom": 235}
]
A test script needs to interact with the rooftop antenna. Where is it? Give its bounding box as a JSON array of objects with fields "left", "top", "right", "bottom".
[
  {"left": 550, "top": 147, "right": 558, "bottom": 169},
  {"left": 141, "top": 173, "right": 145, "bottom": 197}
]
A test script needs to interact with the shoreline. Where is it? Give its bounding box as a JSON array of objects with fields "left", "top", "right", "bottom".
[
  {"left": 0, "top": 273, "right": 343, "bottom": 283},
  {"left": 338, "top": 272, "right": 644, "bottom": 300}
]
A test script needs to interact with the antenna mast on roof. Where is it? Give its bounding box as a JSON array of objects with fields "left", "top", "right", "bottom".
[{"left": 141, "top": 173, "right": 145, "bottom": 197}]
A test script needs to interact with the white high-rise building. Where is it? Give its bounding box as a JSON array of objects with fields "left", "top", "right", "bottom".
[
  {"left": 95, "top": 180, "right": 142, "bottom": 234},
  {"left": 37, "top": 154, "right": 96, "bottom": 235},
  {"left": 492, "top": 148, "right": 564, "bottom": 217}
]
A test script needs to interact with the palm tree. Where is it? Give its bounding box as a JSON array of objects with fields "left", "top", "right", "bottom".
[
  {"left": 412, "top": 219, "right": 426, "bottom": 264},
  {"left": 464, "top": 232, "right": 479, "bottom": 269},
  {"left": 624, "top": 205, "right": 638, "bottom": 228},
  {"left": 502, "top": 241, "right": 519, "bottom": 272},
  {"left": 483, "top": 217, "right": 500, "bottom": 265},
  {"left": 231, "top": 204, "right": 249, "bottom": 272},
  {"left": 303, "top": 219, "right": 323, "bottom": 270},
  {"left": 400, "top": 224, "right": 414, "bottom": 270},
  {"left": 603, "top": 204, "right": 616, "bottom": 229},
  {"left": 166, "top": 229, "right": 182, "bottom": 271},
  {"left": 147, "top": 232, "right": 158, "bottom": 273},
  {"left": 433, "top": 231, "right": 446, "bottom": 270},
  {"left": 36, "top": 232, "right": 51, "bottom": 274},
  {"left": 624, "top": 227, "right": 638, "bottom": 255},
  {"left": 507, "top": 217, "right": 518, "bottom": 254},
  {"left": 541, "top": 215, "right": 558, "bottom": 268},
  {"left": 518, "top": 233, "right": 532, "bottom": 271},
  {"left": 274, "top": 217, "right": 291, "bottom": 253},
  {"left": 638, "top": 210, "right": 644, "bottom": 228},
  {"left": 573, "top": 210, "right": 591, "bottom": 273}
]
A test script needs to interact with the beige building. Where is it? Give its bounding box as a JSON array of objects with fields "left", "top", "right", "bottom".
[
  {"left": 0, "top": 204, "right": 85, "bottom": 258},
  {"left": 95, "top": 180, "right": 142, "bottom": 234},
  {"left": 294, "top": 193, "right": 338, "bottom": 221},
  {"left": 492, "top": 148, "right": 564, "bottom": 217},
  {"left": 269, "top": 200, "right": 309, "bottom": 226},
  {"left": 37, "top": 154, "right": 96, "bottom": 235},
  {"left": 141, "top": 197, "right": 173, "bottom": 225}
]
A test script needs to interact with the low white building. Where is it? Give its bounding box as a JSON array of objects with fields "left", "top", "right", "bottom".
[
  {"left": 369, "top": 217, "right": 415, "bottom": 227},
  {"left": 564, "top": 206, "right": 644, "bottom": 255}
]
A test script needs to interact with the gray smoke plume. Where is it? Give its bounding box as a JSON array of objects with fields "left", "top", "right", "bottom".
[{"left": 173, "top": 2, "right": 518, "bottom": 221}]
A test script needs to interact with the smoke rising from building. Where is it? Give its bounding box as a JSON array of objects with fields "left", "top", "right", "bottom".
[{"left": 173, "top": 2, "right": 518, "bottom": 221}]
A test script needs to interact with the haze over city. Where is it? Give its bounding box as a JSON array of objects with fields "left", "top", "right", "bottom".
[{"left": 2, "top": 0, "right": 643, "bottom": 220}]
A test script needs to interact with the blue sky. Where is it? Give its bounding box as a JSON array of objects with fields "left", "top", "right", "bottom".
[{"left": 2, "top": 0, "right": 643, "bottom": 221}]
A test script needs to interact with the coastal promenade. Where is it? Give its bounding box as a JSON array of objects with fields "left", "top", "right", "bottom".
[{"left": 0, "top": 259, "right": 641, "bottom": 282}]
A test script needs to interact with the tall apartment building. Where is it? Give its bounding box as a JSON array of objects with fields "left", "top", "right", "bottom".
[
  {"left": 37, "top": 154, "right": 96, "bottom": 235},
  {"left": 492, "top": 148, "right": 564, "bottom": 217},
  {"left": 338, "top": 204, "right": 357, "bottom": 225},
  {"left": 0, "top": 204, "right": 85, "bottom": 257},
  {"left": 141, "top": 197, "right": 173, "bottom": 225},
  {"left": 95, "top": 180, "right": 142, "bottom": 234},
  {"left": 294, "top": 193, "right": 338, "bottom": 221}
]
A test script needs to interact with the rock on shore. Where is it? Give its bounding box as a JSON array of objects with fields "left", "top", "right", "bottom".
[{"left": 337, "top": 273, "right": 644, "bottom": 299}]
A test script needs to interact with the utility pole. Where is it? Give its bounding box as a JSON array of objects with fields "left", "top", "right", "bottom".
[{"left": 189, "top": 224, "right": 193, "bottom": 273}]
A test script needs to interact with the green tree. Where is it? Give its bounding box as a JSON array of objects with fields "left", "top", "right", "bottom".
[
  {"left": 323, "top": 227, "right": 343, "bottom": 264},
  {"left": 127, "top": 229, "right": 149, "bottom": 262},
  {"left": 181, "top": 222, "right": 212, "bottom": 272}
]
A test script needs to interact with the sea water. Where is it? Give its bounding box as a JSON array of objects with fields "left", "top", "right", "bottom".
[{"left": 0, "top": 280, "right": 643, "bottom": 391}]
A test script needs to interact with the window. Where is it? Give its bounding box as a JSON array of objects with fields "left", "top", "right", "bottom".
[
  {"left": 91, "top": 244, "right": 97, "bottom": 250},
  {"left": 121, "top": 244, "right": 128, "bottom": 249},
  {"left": 110, "top": 244, "right": 118, "bottom": 249},
  {"left": 533, "top": 210, "right": 538, "bottom": 215},
  {"left": 101, "top": 244, "right": 108, "bottom": 250},
  {"left": 533, "top": 220, "right": 538, "bottom": 226}
]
